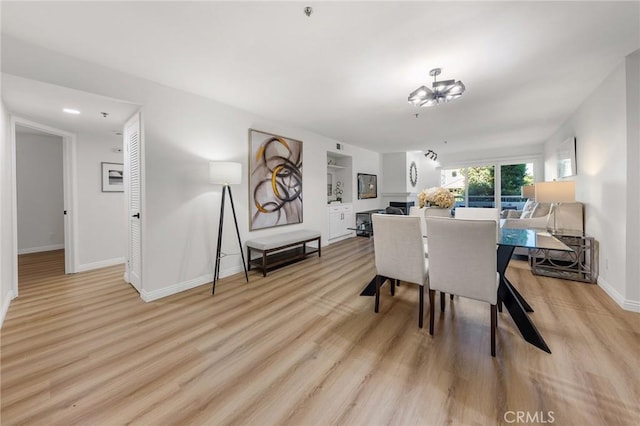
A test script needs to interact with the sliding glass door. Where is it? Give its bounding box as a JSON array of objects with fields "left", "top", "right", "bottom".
[
  {"left": 440, "top": 162, "right": 534, "bottom": 211},
  {"left": 500, "top": 163, "right": 534, "bottom": 211},
  {"left": 466, "top": 166, "right": 495, "bottom": 208}
]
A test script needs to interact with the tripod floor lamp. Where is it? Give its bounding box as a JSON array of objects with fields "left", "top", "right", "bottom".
[{"left": 210, "top": 161, "right": 248, "bottom": 295}]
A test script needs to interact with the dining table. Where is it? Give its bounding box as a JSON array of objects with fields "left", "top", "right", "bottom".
[
  {"left": 497, "top": 227, "right": 572, "bottom": 354},
  {"left": 360, "top": 225, "right": 573, "bottom": 354}
]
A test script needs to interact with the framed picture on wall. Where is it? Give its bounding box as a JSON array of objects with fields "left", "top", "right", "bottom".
[
  {"left": 249, "top": 129, "right": 303, "bottom": 230},
  {"left": 357, "top": 173, "right": 377, "bottom": 199},
  {"left": 101, "top": 162, "right": 124, "bottom": 192}
]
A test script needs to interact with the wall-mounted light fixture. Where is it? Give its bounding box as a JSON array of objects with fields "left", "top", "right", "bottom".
[{"left": 424, "top": 149, "right": 438, "bottom": 161}]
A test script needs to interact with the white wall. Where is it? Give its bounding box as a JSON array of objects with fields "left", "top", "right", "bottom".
[
  {"left": 345, "top": 145, "right": 382, "bottom": 213},
  {"left": 411, "top": 151, "right": 440, "bottom": 191},
  {"left": 1, "top": 101, "right": 16, "bottom": 327},
  {"left": 380, "top": 152, "right": 441, "bottom": 208},
  {"left": 141, "top": 92, "right": 382, "bottom": 297},
  {"left": 381, "top": 153, "right": 406, "bottom": 194},
  {"left": 440, "top": 144, "right": 544, "bottom": 166},
  {"left": 2, "top": 37, "right": 382, "bottom": 301},
  {"left": 544, "top": 51, "right": 639, "bottom": 311},
  {"left": 624, "top": 50, "right": 640, "bottom": 307},
  {"left": 0, "top": 18, "right": 13, "bottom": 326},
  {"left": 76, "top": 132, "right": 126, "bottom": 270},
  {"left": 16, "top": 132, "right": 64, "bottom": 253},
  {"left": 439, "top": 144, "right": 545, "bottom": 183},
  {"left": 0, "top": 21, "right": 13, "bottom": 325}
]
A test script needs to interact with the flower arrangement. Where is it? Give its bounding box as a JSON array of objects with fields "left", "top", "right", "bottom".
[{"left": 417, "top": 187, "right": 455, "bottom": 209}]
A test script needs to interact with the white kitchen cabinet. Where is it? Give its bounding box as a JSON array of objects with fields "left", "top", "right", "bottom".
[{"left": 328, "top": 204, "right": 354, "bottom": 240}]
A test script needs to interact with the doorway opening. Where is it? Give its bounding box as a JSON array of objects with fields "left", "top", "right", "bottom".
[{"left": 10, "top": 118, "right": 78, "bottom": 298}]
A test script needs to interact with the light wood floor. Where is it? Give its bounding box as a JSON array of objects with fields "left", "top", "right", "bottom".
[{"left": 2, "top": 239, "right": 639, "bottom": 425}]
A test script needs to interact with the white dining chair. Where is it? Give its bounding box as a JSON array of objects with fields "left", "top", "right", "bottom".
[
  {"left": 409, "top": 206, "right": 429, "bottom": 256},
  {"left": 371, "top": 214, "right": 429, "bottom": 328},
  {"left": 455, "top": 207, "right": 500, "bottom": 241},
  {"left": 409, "top": 206, "right": 427, "bottom": 236},
  {"left": 425, "top": 217, "right": 500, "bottom": 356},
  {"left": 423, "top": 206, "right": 451, "bottom": 235},
  {"left": 455, "top": 207, "right": 500, "bottom": 221}
]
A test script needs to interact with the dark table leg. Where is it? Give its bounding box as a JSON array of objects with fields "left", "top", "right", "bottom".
[
  {"left": 360, "top": 275, "right": 388, "bottom": 296},
  {"left": 497, "top": 245, "right": 551, "bottom": 354},
  {"left": 497, "top": 245, "right": 534, "bottom": 313}
]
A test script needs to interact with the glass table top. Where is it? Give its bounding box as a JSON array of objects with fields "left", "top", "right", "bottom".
[{"left": 499, "top": 228, "right": 572, "bottom": 251}]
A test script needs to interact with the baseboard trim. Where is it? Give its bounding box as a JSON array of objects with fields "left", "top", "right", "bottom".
[
  {"left": 76, "top": 257, "right": 126, "bottom": 273},
  {"left": 140, "top": 264, "right": 245, "bottom": 302},
  {"left": 17, "top": 244, "right": 64, "bottom": 255},
  {"left": 1, "top": 289, "right": 16, "bottom": 329},
  {"left": 141, "top": 274, "right": 211, "bottom": 302},
  {"left": 623, "top": 299, "right": 640, "bottom": 313},
  {"left": 327, "top": 233, "right": 355, "bottom": 244},
  {"left": 597, "top": 276, "right": 639, "bottom": 312},
  {"left": 598, "top": 276, "right": 624, "bottom": 306}
]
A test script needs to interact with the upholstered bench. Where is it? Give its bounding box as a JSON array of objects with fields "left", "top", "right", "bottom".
[{"left": 246, "top": 230, "right": 321, "bottom": 277}]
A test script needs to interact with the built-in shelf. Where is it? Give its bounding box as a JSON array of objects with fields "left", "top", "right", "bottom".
[{"left": 327, "top": 152, "right": 352, "bottom": 204}]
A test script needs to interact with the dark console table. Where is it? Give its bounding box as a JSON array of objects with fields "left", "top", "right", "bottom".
[{"left": 351, "top": 209, "right": 385, "bottom": 237}]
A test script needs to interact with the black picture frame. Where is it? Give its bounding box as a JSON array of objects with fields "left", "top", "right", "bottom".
[
  {"left": 101, "top": 162, "right": 124, "bottom": 192},
  {"left": 357, "top": 173, "right": 377, "bottom": 199}
]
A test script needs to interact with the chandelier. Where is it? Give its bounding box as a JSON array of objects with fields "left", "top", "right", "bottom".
[{"left": 408, "top": 68, "right": 465, "bottom": 107}]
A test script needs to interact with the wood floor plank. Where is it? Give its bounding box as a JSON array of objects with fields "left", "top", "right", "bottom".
[{"left": 2, "top": 242, "right": 639, "bottom": 425}]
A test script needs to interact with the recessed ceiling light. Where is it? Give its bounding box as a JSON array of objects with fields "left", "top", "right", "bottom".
[{"left": 63, "top": 108, "right": 81, "bottom": 114}]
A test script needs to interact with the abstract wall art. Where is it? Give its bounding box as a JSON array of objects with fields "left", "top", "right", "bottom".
[{"left": 249, "top": 129, "right": 303, "bottom": 230}]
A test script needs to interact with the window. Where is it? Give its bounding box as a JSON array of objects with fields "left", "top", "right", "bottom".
[
  {"left": 466, "top": 166, "right": 495, "bottom": 208},
  {"left": 440, "top": 168, "right": 465, "bottom": 206},
  {"left": 440, "top": 162, "right": 534, "bottom": 211},
  {"left": 500, "top": 163, "right": 534, "bottom": 211}
]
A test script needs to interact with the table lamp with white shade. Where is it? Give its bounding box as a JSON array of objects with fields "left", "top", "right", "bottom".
[
  {"left": 209, "top": 161, "right": 248, "bottom": 294},
  {"left": 534, "top": 181, "right": 576, "bottom": 233},
  {"left": 521, "top": 184, "right": 536, "bottom": 200}
]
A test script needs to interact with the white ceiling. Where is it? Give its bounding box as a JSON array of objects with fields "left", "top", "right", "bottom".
[
  {"left": 3, "top": 74, "right": 140, "bottom": 136},
  {"left": 1, "top": 1, "right": 638, "bottom": 154}
]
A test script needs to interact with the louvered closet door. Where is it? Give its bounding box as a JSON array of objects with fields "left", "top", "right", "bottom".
[{"left": 124, "top": 112, "right": 142, "bottom": 292}]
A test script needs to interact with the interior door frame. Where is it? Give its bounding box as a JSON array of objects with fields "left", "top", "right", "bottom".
[{"left": 10, "top": 116, "right": 79, "bottom": 296}]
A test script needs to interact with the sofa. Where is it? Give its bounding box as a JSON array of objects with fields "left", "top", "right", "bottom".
[{"left": 501, "top": 202, "right": 584, "bottom": 256}]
